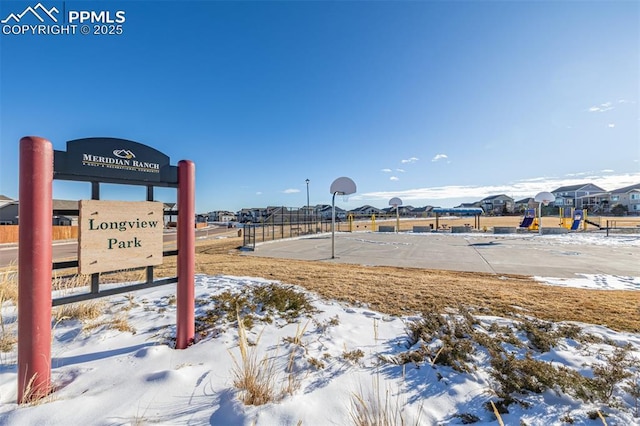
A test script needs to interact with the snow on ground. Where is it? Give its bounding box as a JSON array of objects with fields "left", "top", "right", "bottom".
[
  {"left": 404, "top": 228, "right": 640, "bottom": 248},
  {"left": 0, "top": 232, "right": 639, "bottom": 425},
  {"left": 534, "top": 274, "right": 640, "bottom": 291}
]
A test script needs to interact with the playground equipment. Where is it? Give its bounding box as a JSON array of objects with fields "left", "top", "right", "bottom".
[
  {"left": 371, "top": 214, "right": 377, "bottom": 232},
  {"left": 519, "top": 208, "right": 539, "bottom": 231},
  {"left": 559, "top": 207, "right": 587, "bottom": 231},
  {"left": 347, "top": 213, "right": 354, "bottom": 232}
]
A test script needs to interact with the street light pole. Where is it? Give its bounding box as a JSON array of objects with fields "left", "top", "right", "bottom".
[{"left": 305, "top": 179, "right": 310, "bottom": 232}]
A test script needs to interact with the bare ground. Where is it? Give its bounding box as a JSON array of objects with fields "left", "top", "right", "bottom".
[{"left": 154, "top": 232, "right": 640, "bottom": 333}]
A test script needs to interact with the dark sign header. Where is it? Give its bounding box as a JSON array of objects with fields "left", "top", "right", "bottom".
[{"left": 54, "top": 137, "right": 178, "bottom": 186}]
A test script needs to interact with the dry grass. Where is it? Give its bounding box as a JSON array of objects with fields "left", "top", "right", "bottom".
[
  {"left": 0, "top": 262, "right": 19, "bottom": 303},
  {"left": 154, "top": 235, "right": 640, "bottom": 333},
  {"left": 350, "top": 373, "right": 422, "bottom": 426},
  {"left": 53, "top": 301, "right": 104, "bottom": 323},
  {"left": 229, "top": 312, "right": 280, "bottom": 405},
  {"left": 0, "top": 324, "right": 16, "bottom": 352},
  {"left": 0, "top": 264, "right": 18, "bottom": 352},
  {"left": 83, "top": 314, "right": 136, "bottom": 334}
]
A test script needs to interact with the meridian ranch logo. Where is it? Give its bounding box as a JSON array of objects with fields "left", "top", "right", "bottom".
[
  {"left": 1, "top": 2, "right": 126, "bottom": 36},
  {"left": 82, "top": 149, "right": 161, "bottom": 174}
]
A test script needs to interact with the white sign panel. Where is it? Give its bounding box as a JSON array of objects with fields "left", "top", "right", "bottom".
[{"left": 79, "top": 200, "right": 163, "bottom": 274}]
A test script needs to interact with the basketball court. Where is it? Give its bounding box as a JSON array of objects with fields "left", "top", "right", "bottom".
[{"left": 244, "top": 231, "right": 639, "bottom": 278}]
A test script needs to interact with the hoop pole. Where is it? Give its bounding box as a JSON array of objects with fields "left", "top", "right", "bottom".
[
  {"left": 538, "top": 202, "right": 543, "bottom": 235},
  {"left": 331, "top": 192, "right": 336, "bottom": 258},
  {"left": 18, "top": 136, "right": 53, "bottom": 403},
  {"left": 176, "top": 160, "right": 195, "bottom": 349}
]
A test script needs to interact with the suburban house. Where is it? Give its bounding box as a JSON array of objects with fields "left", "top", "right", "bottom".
[
  {"left": 480, "top": 194, "right": 515, "bottom": 214},
  {"left": 609, "top": 183, "right": 640, "bottom": 214},
  {"left": 349, "top": 205, "right": 383, "bottom": 217},
  {"left": 455, "top": 202, "right": 481, "bottom": 209},
  {"left": 207, "top": 211, "right": 237, "bottom": 222},
  {"left": 382, "top": 205, "right": 414, "bottom": 215},
  {"left": 551, "top": 183, "right": 605, "bottom": 209},
  {"left": 164, "top": 203, "right": 178, "bottom": 225},
  {"left": 52, "top": 199, "right": 79, "bottom": 226},
  {"left": 0, "top": 195, "right": 18, "bottom": 224},
  {"left": 315, "top": 204, "right": 346, "bottom": 219},
  {"left": 411, "top": 206, "right": 436, "bottom": 217},
  {"left": 0, "top": 197, "right": 80, "bottom": 225},
  {"left": 514, "top": 197, "right": 537, "bottom": 212},
  {"left": 238, "top": 207, "right": 269, "bottom": 222}
]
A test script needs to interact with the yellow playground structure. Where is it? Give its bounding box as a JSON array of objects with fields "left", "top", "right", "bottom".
[
  {"left": 559, "top": 207, "right": 587, "bottom": 231},
  {"left": 519, "top": 207, "right": 588, "bottom": 231}
]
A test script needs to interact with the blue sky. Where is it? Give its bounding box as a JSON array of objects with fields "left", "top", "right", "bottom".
[{"left": 1, "top": 0, "right": 638, "bottom": 213}]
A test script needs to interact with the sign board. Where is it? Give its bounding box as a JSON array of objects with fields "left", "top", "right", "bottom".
[
  {"left": 79, "top": 200, "right": 164, "bottom": 274},
  {"left": 54, "top": 138, "right": 177, "bottom": 184}
]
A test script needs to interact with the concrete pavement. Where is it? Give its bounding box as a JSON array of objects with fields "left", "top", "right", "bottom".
[{"left": 244, "top": 232, "right": 640, "bottom": 278}]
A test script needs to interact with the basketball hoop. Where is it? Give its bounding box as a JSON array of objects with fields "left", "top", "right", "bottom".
[
  {"left": 330, "top": 177, "right": 357, "bottom": 259},
  {"left": 534, "top": 191, "right": 556, "bottom": 235}
]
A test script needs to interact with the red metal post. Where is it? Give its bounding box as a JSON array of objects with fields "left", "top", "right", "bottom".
[
  {"left": 18, "top": 136, "right": 53, "bottom": 403},
  {"left": 176, "top": 160, "right": 195, "bottom": 349}
]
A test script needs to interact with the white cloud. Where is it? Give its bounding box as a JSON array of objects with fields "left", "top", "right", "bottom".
[
  {"left": 588, "top": 102, "right": 615, "bottom": 113},
  {"left": 390, "top": 176, "right": 399, "bottom": 181},
  {"left": 608, "top": 123, "right": 615, "bottom": 128},
  {"left": 401, "top": 157, "right": 419, "bottom": 164},
  {"left": 256, "top": 191, "right": 262, "bottom": 195},
  {"left": 565, "top": 172, "right": 589, "bottom": 177},
  {"left": 360, "top": 171, "right": 640, "bottom": 203},
  {"left": 432, "top": 154, "right": 448, "bottom": 162},
  {"left": 396, "top": 168, "right": 406, "bottom": 173},
  {"left": 381, "top": 168, "right": 392, "bottom": 173},
  {"left": 601, "top": 169, "right": 614, "bottom": 173},
  {"left": 283, "top": 189, "right": 300, "bottom": 194}
]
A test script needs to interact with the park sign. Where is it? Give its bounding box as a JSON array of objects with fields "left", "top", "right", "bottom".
[
  {"left": 78, "top": 200, "right": 163, "bottom": 274},
  {"left": 54, "top": 137, "right": 178, "bottom": 185}
]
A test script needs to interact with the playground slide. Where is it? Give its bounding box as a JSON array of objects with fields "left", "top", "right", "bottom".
[
  {"left": 519, "top": 217, "right": 534, "bottom": 228},
  {"left": 570, "top": 219, "right": 581, "bottom": 231}
]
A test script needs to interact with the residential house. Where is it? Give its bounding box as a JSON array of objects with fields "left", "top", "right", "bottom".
[
  {"left": 207, "top": 211, "right": 237, "bottom": 222},
  {"left": 237, "top": 207, "right": 268, "bottom": 222},
  {"left": 0, "top": 198, "right": 79, "bottom": 225},
  {"left": 397, "top": 205, "right": 415, "bottom": 216},
  {"left": 514, "top": 197, "right": 536, "bottom": 213},
  {"left": 480, "top": 195, "right": 515, "bottom": 214},
  {"left": 0, "top": 194, "right": 13, "bottom": 208},
  {"left": 52, "top": 199, "right": 79, "bottom": 225},
  {"left": 316, "top": 204, "right": 346, "bottom": 220},
  {"left": 349, "top": 205, "right": 383, "bottom": 217},
  {"left": 609, "top": 183, "right": 640, "bottom": 214},
  {"left": 382, "top": 205, "right": 414, "bottom": 216},
  {"left": 455, "top": 202, "right": 481, "bottom": 209},
  {"left": 411, "top": 206, "right": 436, "bottom": 217},
  {"left": 164, "top": 203, "right": 178, "bottom": 226},
  {"left": 551, "top": 183, "right": 605, "bottom": 209},
  {"left": 0, "top": 196, "right": 18, "bottom": 224}
]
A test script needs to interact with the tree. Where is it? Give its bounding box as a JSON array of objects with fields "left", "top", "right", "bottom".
[{"left": 611, "top": 204, "right": 628, "bottom": 216}]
